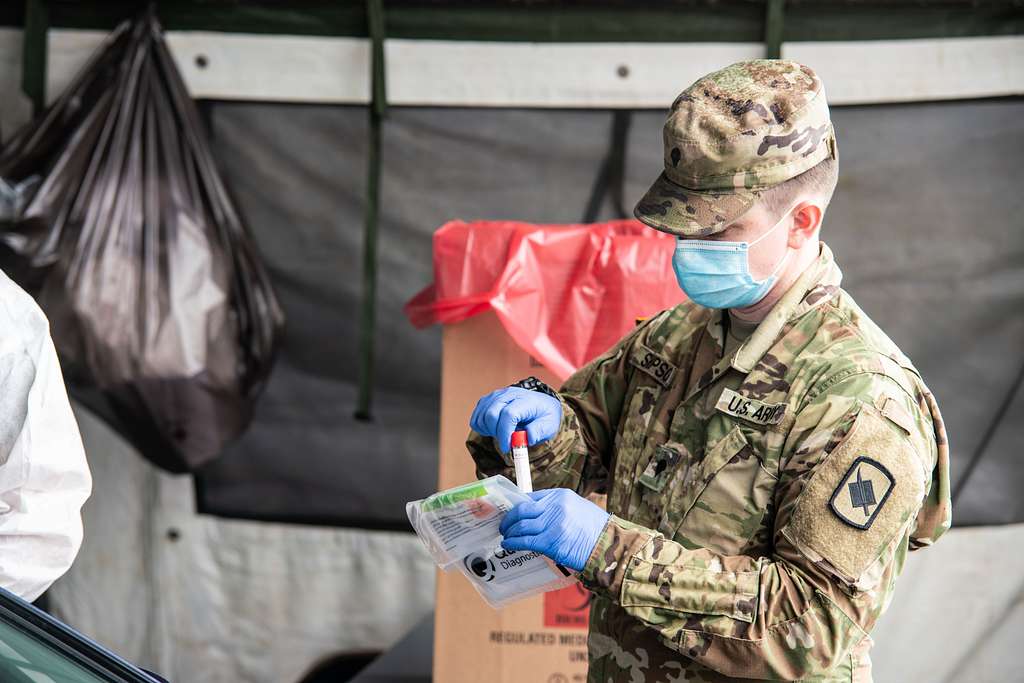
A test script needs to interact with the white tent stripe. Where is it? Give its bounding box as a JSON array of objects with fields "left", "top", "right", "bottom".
[{"left": 0, "top": 28, "right": 1021, "bottom": 124}]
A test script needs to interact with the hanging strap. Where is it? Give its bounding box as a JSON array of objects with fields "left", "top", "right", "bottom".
[
  {"left": 764, "top": 0, "right": 786, "bottom": 59},
  {"left": 355, "top": 0, "right": 388, "bottom": 421},
  {"left": 367, "top": 0, "right": 387, "bottom": 119},
  {"left": 22, "top": 0, "right": 49, "bottom": 118},
  {"left": 582, "top": 110, "right": 632, "bottom": 223}
]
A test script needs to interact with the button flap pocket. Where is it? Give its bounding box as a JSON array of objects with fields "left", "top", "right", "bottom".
[
  {"left": 656, "top": 425, "right": 752, "bottom": 537},
  {"left": 682, "top": 425, "right": 751, "bottom": 518}
]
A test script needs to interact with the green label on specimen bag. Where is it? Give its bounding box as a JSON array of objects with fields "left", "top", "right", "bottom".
[{"left": 421, "top": 481, "right": 489, "bottom": 512}]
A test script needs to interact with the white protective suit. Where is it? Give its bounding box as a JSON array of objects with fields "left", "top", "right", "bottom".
[{"left": 0, "top": 269, "right": 91, "bottom": 601}]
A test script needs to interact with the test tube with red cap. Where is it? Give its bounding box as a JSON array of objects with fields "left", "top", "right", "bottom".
[{"left": 510, "top": 430, "right": 533, "bottom": 493}]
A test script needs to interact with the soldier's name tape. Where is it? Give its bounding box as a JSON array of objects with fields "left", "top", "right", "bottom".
[
  {"left": 630, "top": 344, "right": 677, "bottom": 388},
  {"left": 715, "top": 388, "right": 786, "bottom": 426}
]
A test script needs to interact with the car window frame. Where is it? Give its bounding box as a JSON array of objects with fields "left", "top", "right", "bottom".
[{"left": 0, "top": 587, "right": 164, "bottom": 683}]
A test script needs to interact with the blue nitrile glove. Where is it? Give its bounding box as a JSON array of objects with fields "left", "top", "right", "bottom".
[
  {"left": 469, "top": 386, "right": 562, "bottom": 454},
  {"left": 499, "top": 489, "right": 610, "bottom": 572}
]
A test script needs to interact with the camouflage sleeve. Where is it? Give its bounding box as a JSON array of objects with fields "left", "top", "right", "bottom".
[
  {"left": 466, "top": 311, "right": 669, "bottom": 497},
  {"left": 577, "top": 370, "right": 942, "bottom": 680}
]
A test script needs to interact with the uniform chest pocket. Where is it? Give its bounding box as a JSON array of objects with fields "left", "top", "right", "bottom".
[{"left": 659, "top": 424, "right": 777, "bottom": 555}]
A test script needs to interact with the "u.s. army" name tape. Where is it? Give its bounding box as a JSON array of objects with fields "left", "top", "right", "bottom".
[{"left": 715, "top": 388, "right": 786, "bottom": 426}]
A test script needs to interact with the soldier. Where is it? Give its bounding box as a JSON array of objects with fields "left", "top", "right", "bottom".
[{"left": 467, "top": 59, "right": 950, "bottom": 682}]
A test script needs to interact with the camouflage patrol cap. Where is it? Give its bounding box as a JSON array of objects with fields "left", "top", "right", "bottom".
[{"left": 634, "top": 59, "right": 838, "bottom": 237}]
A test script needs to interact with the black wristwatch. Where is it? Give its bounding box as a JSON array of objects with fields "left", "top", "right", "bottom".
[{"left": 510, "top": 376, "right": 559, "bottom": 399}]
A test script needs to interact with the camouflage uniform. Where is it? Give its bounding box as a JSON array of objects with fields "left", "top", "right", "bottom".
[{"left": 468, "top": 60, "right": 951, "bottom": 682}]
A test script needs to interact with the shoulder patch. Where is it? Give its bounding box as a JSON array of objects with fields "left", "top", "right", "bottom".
[
  {"left": 828, "top": 456, "right": 894, "bottom": 530},
  {"left": 630, "top": 344, "right": 677, "bottom": 388},
  {"left": 782, "top": 405, "right": 925, "bottom": 582},
  {"left": 716, "top": 388, "right": 786, "bottom": 426}
]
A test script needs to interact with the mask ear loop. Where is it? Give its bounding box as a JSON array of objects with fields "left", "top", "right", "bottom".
[
  {"left": 747, "top": 205, "right": 795, "bottom": 248},
  {"left": 765, "top": 242, "right": 792, "bottom": 280},
  {"left": 748, "top": 205, "right": 796, "bottom": 281}
]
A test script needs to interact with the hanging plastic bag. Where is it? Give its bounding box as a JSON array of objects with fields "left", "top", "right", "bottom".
[
  {"left": 0, "top": 12, "right": 284, "bottom": 472},
  {"left": 407, "top": 476, "right": 577, "bottom": 608}
]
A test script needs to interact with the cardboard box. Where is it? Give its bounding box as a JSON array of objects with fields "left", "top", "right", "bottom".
[{"left": 433, "top": 311, "right": 592, "bottom": 683}]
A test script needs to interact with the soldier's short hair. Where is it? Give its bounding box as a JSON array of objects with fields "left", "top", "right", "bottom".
[{"left": 758, "top": 156, "right": 839, "bottom": 222}]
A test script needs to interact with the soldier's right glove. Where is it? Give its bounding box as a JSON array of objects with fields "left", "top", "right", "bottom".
[{"left": 469, "top": 386, "right": 562, "bottom": 454}]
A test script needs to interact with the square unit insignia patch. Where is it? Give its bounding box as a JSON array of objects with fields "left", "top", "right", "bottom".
[{"left": 829, "top": 456, "right": 895, "bottom": 530}]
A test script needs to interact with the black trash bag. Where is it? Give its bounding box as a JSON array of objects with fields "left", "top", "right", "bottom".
[{"left": 0, "top": 14, "right": 285, "bottom": 472}]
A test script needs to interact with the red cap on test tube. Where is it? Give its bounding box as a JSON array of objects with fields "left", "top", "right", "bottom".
[{"left": 511, "top": 430, "right": 528, "bottom": 449}]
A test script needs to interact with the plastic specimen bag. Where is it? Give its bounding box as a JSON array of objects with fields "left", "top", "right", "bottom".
[
  {"left": 0, "top": 13, "right": 284, "bottom": 472},
  {"left": 407, "top": 476, "right": 577, "bottom": 608}
]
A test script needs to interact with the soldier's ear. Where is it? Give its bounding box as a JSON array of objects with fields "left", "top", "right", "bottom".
[{"left": 788, "top": 200, "right": 822, "bottom": 248}]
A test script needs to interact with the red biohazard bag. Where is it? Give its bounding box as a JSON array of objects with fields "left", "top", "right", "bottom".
[{"left": 405, "top": 219, "right": 680, "bottom": 380}]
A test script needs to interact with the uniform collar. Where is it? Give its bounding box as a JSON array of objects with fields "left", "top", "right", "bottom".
[{"left": 708, "top": 241, "right": 843, "bottom": 374}]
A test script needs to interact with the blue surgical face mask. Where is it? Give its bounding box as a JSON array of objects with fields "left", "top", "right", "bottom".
[{"left": 672, "top": 210, "right": 792, "bottom": 309}]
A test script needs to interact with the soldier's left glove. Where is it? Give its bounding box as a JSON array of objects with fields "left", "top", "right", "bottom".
[{"left": 499, "top": 489, "right": 610, "bottom": 572}]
